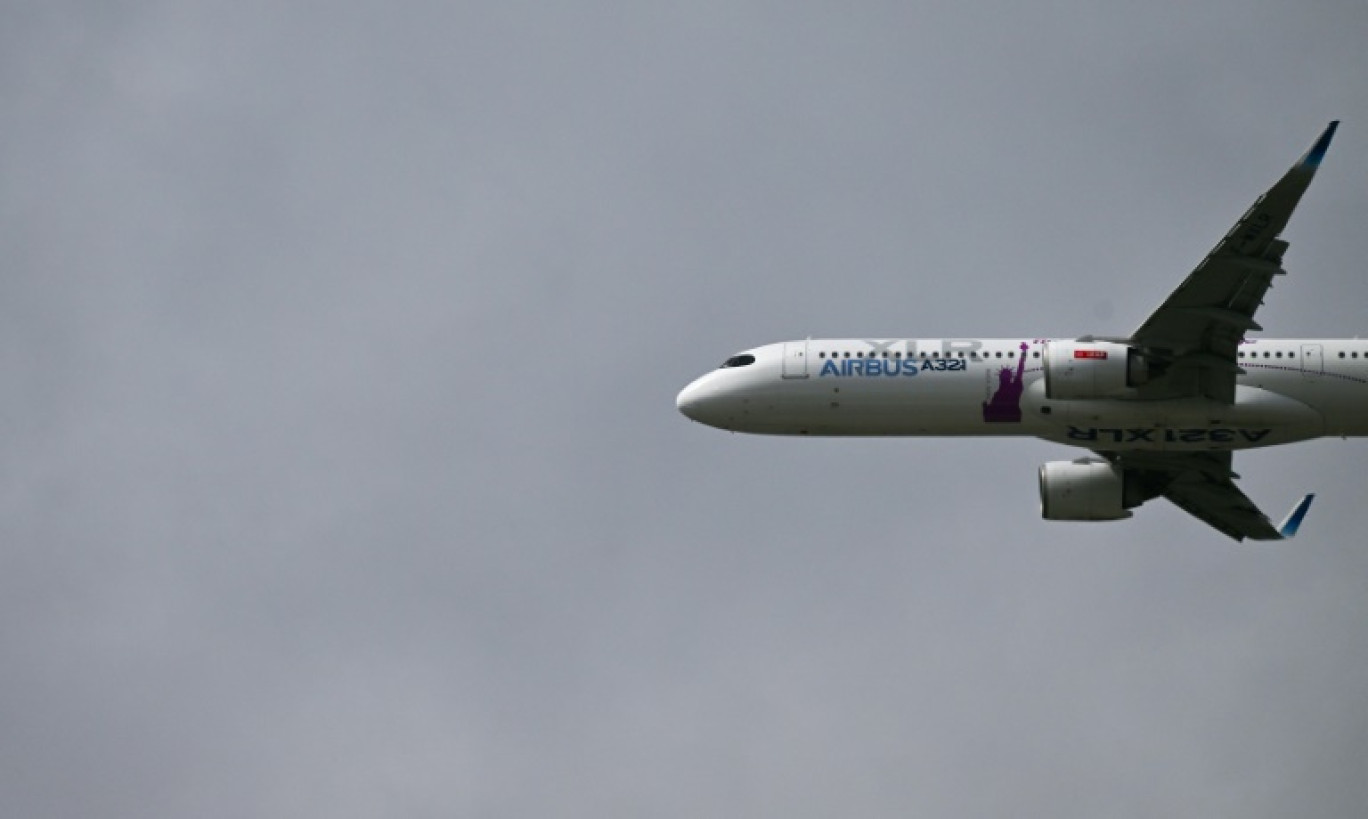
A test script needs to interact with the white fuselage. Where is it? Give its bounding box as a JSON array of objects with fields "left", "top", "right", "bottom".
[{"left": 677, "top": 337, "right": 1368, "bottom": 451}]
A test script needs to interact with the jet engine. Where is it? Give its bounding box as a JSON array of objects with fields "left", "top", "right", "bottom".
[
  {"left": 1038, "top": 459, "right": 1133, "bottom": 521},
  {"left": 1042, "top": 340, "right": 1149, "bottom": 400}
]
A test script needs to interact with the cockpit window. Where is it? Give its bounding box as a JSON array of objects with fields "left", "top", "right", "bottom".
[{"left": 720, "top": 354, "right": 756, "bottom": 369}]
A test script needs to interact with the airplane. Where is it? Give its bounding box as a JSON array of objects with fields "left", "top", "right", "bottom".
[{"left": 676, "top": 122, "right": 1350, "bottom": 541}]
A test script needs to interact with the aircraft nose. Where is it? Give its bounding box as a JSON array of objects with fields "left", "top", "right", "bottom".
[
  {"left": 677, "top": 375, "right": 726, "bottom": 426},
  {"left": 676, "top": 378, "right": 708, "bottom": 422}
]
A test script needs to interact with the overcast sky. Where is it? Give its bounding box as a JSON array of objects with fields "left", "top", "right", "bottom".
[{"left": 3, "top": 2, "right": 1368, "bottom": 816}]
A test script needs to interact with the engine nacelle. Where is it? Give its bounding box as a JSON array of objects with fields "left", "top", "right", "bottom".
[
  {"left": 1038, "top": 459, "right": 1133, "bottom": 522},
  {"left": 1042, "top": 340, "right": 1148, "bottom": 400}
]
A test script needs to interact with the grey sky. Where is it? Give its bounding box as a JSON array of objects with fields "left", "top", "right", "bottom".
[{"left": 3, "top": 2, "right": 1367, "bottom": 816}]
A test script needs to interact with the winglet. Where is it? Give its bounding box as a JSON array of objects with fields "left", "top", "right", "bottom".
[
  {"left": 1276, "top": 493, "right": 1315, "bottom": 539},
  {"left": 1300, "top": 121, "right": 1339, "bottom": 169}
]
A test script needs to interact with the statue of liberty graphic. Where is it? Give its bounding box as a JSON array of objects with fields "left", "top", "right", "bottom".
[{"left": 982, "top": 342, "right": 1030, "bottom": 423}]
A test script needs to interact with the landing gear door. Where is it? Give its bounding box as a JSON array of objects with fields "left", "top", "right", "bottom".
[{"left": 782, "top": 340, "right": 809, "bottom": 379}]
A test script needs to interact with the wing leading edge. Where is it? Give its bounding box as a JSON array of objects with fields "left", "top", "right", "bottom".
[{"left": 1129, "top": 121, "right": 1339, "bottom": 403}]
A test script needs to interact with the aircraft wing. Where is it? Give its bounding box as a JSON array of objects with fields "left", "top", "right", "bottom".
[
  {"left": 1129, "top": 122, "right": 1338, "bottom": 403},
  {"left": 1102, "top": 451, "right": 1314, "bottom": 541}
]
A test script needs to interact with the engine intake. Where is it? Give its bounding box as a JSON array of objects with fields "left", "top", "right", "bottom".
[
  {"left": 1042, "top": 340, "right": 1149, "bottom": 400},
  {"left": 1038, "top": 459, "right": 1133, "bottom": 522}
]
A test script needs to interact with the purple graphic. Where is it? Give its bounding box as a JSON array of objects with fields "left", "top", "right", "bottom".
[{"left": 982, "top": 342, "right": 1030, "bottom": 423}]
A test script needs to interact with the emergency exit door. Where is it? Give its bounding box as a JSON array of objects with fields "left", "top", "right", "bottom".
[{"left": 782, "top": 340, "right": 809, "bottom": 379}]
